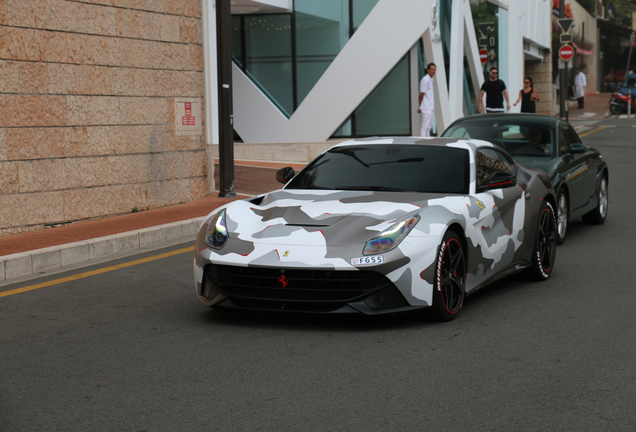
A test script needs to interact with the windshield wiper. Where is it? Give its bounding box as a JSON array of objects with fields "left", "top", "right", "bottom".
[{"left": 336, "top": 185, "right": 409, "bottom": 192}]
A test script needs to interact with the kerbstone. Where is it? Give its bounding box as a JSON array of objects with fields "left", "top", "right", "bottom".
[
  {"left": 5, "top": 253, "right": 33, "bottom": 279},
  {"left": 32, "top": 248, "right": 61, "bottom": 272},
  {"left": 89, "top": 236, "right": 118, "bottom": 259},
  {"left": 117, "top": 232, "right": 140, "bottom": 253},
  {"left": 183, "top": 219, "right": 202, "bottom": 236},
  {"left": 161, "top": 222, "right": 183, "bottom": 241},
  {"left": 60, "top": 242, "right": 90, "bottom": 267},
  {"left": 138, "top": 227, "right": 163, "bottom": 247}
]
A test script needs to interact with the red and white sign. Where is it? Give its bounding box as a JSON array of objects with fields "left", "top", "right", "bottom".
[
  {"left": 631, "top": 31, "right": 636, "bottom": 47},
  {"left": 479, "top": 49, "right": 488, "bottom": 64},
  {"left": 559, "top": 44, "right": 574, "bottom": 61},
  {"left": 182, "top": 116, "right": 196, "bottom": 126}
]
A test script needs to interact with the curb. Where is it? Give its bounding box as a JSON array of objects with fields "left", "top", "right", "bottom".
[{"left": 0, "top": 217, "right": 206, "bottom": 283}]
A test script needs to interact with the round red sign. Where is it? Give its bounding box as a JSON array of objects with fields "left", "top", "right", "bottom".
[
  {"left": 479, "top": 48, "right": 488, "bottom": 64},
  {"left": 559, "top": 44, "right": 574, "bottom": 61}
]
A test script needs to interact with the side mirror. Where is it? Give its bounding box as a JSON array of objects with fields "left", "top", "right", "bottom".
[
  {"left": 275, "top": 167, "right": 295, "bottom": 184},
  {"left": 568, "top": 143, "right": 586, "bottom": 154},
  {"left": 477, "top": 171, "right": 517, "bottom": 193}
]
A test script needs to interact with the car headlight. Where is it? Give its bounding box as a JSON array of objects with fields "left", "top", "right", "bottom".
[
  {"left": 363, "top": 214, "right": 420, "bottom": 255},
  {"left": 205, "top": 209, "right": 228, "bottom": 249}
]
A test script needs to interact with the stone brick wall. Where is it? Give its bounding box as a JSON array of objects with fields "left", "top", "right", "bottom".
[{"left": 0, "top": 0, "right": 207, "bottom": 237}]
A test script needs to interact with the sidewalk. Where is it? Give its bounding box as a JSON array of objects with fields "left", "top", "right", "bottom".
[
  {"left": 561, "top": 91, "right": 610, "bottom": 121},
  {"left": 0, "top": 95, "right": 611, "bottom": 283},
  {"left": 0, "top": 160, "right": 305, "bottom": 283}
]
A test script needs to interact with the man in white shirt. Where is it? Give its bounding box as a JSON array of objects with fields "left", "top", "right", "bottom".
[
  {"left": 574, "top": 67, "right": 587, "bottom": 109},
  {"left": 418, "top": 63, "right": 436, "bottom": 137}
]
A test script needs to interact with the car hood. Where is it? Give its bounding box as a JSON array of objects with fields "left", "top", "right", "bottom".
[{"left": 222, "top": 189, "right": 457, "bottom": 247}]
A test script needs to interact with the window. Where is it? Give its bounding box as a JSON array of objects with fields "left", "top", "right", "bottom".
[
  {"left": 286, "top": 144, "right": 470, "bottom": 194},
  {"left": 443, "top": 120, "right": 555, "bottom": 157},
  {"left": 559, "top": 122, "right": 580, "bottom": 154},
  {"left": 476, "top": 148, "right": 513, "bottom": 188}
]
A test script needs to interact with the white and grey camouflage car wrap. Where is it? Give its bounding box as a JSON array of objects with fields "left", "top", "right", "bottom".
[{"left": 193, "top": 137, "right": 556, "bottom": 316}]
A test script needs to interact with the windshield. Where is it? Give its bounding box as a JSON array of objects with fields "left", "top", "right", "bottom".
[
  {"left": 622, "top": 76, "right": 636, "bottom": 88},
  {"left": 285, "top": 144, "right": 469, "bottom": 194},
  {"left": 443, "top": 120, "right": 555, "bottom": 157}
]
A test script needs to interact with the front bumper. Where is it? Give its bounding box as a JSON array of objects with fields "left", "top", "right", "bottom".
[{"left": 196, "top": 263, "right": 421, "bottom": 315}]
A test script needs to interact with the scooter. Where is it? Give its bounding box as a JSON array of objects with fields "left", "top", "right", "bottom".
[{"left": 609, "top": 90, "right": 636, "bottom": 115}]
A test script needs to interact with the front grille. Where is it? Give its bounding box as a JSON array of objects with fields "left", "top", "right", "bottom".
[{"left": 205, "top": 264, "right": 392, "bottom": 303}]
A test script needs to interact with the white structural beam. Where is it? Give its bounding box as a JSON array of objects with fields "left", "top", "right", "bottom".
[
  {"left": 449, "top": 0, "right": 465, "bottom": 120},
  {"left": 464, "top": 1, "right": 484, "bottom": 113},
  {"left": 500, "top": 0, "right": 525, "bottom": 114},
  {"left": 410, "top": 44, "right": 421, "bottom": 137},
  {"left": 422, "top": 28, "right": 452, "bottom": 132}
]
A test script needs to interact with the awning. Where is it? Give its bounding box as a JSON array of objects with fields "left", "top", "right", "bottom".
[
  {"left": 572, "top": 42, "right": 593, "bottom": 56},
  {"left": 597, "top": 18, "right": 634, "bottom": 39}
]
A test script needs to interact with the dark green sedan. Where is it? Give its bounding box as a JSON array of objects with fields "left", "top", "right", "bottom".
[{"left": 443, "top": 114, "right": 608, "bottom": 244}]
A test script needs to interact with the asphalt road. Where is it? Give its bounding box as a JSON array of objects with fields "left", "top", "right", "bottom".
[{"left": 1, "top": 120, "right": 635, "bottom": 431}]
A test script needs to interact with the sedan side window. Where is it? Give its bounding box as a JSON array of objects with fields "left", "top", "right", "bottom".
[
  {"left": 476, "top": 148, "right": 514, "bottom": 188},
  {"left": 559, "top": 122, "right": 580, "bottom": 154}
]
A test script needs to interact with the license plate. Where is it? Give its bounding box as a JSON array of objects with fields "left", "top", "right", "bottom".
[{"left": 351, "top": 256, "right": 384, "bottom": 266}]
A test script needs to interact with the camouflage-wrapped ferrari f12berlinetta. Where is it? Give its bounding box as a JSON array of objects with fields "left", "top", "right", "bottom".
[{"left": 194, "top": 137, "right": 557, "bottom": 321}]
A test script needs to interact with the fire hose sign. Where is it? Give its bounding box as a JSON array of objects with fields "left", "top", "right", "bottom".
[{"left": 175, "top": 98, "right": 202, "bottom": 136}]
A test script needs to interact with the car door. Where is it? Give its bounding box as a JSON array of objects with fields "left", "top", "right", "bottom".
[
  {"left": 558, "top": 121, "right": 597, "bottom": 212},
  {"left": 471, "top": 147, "right": 527, "bottom": 280}
]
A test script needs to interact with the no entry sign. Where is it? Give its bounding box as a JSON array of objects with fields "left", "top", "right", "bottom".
[
  {"left": 559, "top": 44, "right": 574, "bottom": 61},
  {"left": 479, "top": 49, "right": 488, "bottom": 64}
]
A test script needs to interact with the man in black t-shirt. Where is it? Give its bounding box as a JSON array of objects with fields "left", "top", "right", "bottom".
[{"left": 478, "top": 67, "right": 510, "bottom": 114}]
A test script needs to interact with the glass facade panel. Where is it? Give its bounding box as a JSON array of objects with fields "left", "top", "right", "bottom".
[
  {"left": 352, "top": 0, "right": 380, "bottom": 33},
  {"left": 353, "top": 55, "right": 410, "bottom": 136},
  {"left": 295, "top": 0, "right": 349, "bottom": 106},
  {"left": 231, "top": 16, "right": 243, "bottom": 67},
  {"left": 470, "top": 0, "right": 500, "bottom": 79},
  {"left": 244, "top": 14, "right": 294, "bottom": 115}
]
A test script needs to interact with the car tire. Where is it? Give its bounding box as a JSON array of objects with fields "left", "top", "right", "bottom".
[
  {"left": 526, "top": 201, "right": 557, "bottom": 281},
  {"left": 432, "top": 230, "right": 466, "bottom": 321},
  {"left": 582, "top": 175, "right": 608, "bottom": 225},
  {"left": 556, "top": 189, "right": 569, "bottom": 245}
]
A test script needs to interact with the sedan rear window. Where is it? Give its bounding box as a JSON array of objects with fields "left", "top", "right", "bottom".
[
  {"left": 285, "top": 144, "right": 469, "bottom": 194},
  {"left": 443, "top": 120, "right": 555, "bottom": 157}
]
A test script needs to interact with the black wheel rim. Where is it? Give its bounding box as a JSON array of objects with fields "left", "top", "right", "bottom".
[
  {"left": 539, "top": 207, "right": 556, "bottom": 271},
  {"left": 440, "top": 239, "right": 466, "bottom": 313}
]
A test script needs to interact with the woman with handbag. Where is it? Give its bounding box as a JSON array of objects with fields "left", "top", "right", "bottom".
[{"left": 514, "top": 77, "right": 540, "bottom": 113}]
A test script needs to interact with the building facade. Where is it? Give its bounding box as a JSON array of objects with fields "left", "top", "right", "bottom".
[
  {"left": 216, "top": 0, "right": 553, "bottom": 146},
  {"left": 1, "top": 0, "right": 555, "bottom": 237},
  {"left": 0, "top": 0, "right": 207, "bottom": 237}
]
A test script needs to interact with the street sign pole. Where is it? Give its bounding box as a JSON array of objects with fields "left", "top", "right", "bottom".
[
  {"left": 216, "top": 0, "right": 236, "bottom": 198},
  {"left": 559, "top": 0, "right": 566, "bottom": 119},
  {"left": 625, "top": 32, "right": 636, "bottom": 82}
]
